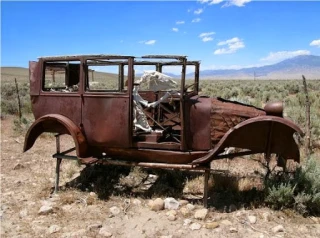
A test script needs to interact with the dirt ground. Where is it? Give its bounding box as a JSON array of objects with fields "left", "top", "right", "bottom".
[{"left": 1, "top": 116, "right": 320, "bottom": 238}]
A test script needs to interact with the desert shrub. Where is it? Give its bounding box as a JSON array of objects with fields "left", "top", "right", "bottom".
[
  {"left": 287, "top": 82, "right": 300, "bottom": 94},
  {"left": 13, "top": 116, "right": 33, "bottom": 134},
  {"left": 264, "top": 156, "right": 320, "bottom": 215},
  {"left": 1, "top": 99, "right": 19, "bottom": 115},
  {"left": 222, "top": 88, "right": 239, "bottom": 99},
  {"left": 228, "top": 96, "right": 251, "bottom": 105},
  {"left": 265, "top": 182, "right": 295, "bottom": 209},
  {"left": 1, "top": 82, "right": 32, "bottom": 116}
]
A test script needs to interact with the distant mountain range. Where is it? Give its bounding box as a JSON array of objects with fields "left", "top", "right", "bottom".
[
  {"left": 1, "top": 55, "right": 319, "bottom": 81},
  {"left": 187, "top": 55, "right": 320, "bottom": 80}
]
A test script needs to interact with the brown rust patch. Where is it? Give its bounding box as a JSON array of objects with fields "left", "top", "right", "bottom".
[{"left": 210, "top": 97, "right": 266, "bottom": 146}]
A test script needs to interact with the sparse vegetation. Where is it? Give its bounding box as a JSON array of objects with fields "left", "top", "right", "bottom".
[
  {"left": 265, "top": 155, "right": 320, "bottom": 215},
  {"left": 1, "top": 82, "right": 32, "bottom": 116}
]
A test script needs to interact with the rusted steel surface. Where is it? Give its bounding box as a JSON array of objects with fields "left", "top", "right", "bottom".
[
  {"left": 31, "top": 94, "right": 82, "bottom": 126},
  {"left": 99, "top": 147, "right": 209, "bottom": 164},
  {"left": 141, "top": 55, "right": 187, "bottom": 60},
  {"left": 29, "top": 61, "right": 41, "bottom": 96},
  {"left": 192, "top": 116, "right": 303, "bottom": 165},
  {"left": 24, "top": 54, "right": 303, "bottom": 170},
  {"left": 24, "top": 114, "right": 88, "bottom": 157},
  {"left": 82, "top": 96, "right": 131, "bottom": 147},
  {"left": 38, "top": 54, "right": 135, "bottom": 61},
  {"left": 210, "top": 97, "right": 266, "bottom": 146},
  {"left": 189, "top": 96, "right": 212, "bottom": 150},
  {"left": 264, "top": 101, "right": 284, "bottom": 117},
  {"left": 94, "top": 158, "right": 209, "bottom": 171}
]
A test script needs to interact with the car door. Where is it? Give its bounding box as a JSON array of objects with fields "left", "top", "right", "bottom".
[{"left": 81, "top": 58, "right": 133, "bottom": 148}]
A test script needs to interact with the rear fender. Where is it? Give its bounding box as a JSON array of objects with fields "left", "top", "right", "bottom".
[
  {"left": 23, "top": 114, "right": 88, "bottom": 158},
  {"left": 192, "top": 116, "right": 303, "bottom": 164}
]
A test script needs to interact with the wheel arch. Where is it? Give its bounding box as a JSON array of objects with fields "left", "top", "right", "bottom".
[
  {"left": 192, "top": 116, "right": 303, "bottom": 165},
  {"left": 23, "top": 114, "right": 88, "bottom": 158}
]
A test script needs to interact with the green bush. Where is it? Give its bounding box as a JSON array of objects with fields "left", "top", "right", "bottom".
[
  {"left": 264, "top": 156, "right": 320, "bottom": 215},
  {"left": 265, "top": 183, "right": 295, "bottom": 209},
  {"left": 1, "top": 82, "right": 32, "bottom": 116},
  {"left": 13, "top": 116, "right": 33, "bottom": 134}
]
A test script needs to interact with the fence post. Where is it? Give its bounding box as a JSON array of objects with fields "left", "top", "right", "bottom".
[
  {"left": 14, "top": 78, "right": 22, "bottom": 123},
  {"left": 302, "top": 75, "right": 311, "bottom": 159}
]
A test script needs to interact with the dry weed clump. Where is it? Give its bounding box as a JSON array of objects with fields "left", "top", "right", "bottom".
[{"left": 183, "top": 175, "right": 205, "bottom": 195}]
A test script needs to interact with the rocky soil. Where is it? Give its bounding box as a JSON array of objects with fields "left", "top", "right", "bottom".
[{"left": 1, "top": 116, "right": 320, "bottom": 238}]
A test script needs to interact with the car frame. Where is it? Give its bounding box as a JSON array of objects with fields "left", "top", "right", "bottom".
[{"left": 24, "top": 54, "right": 303, "bottom": 206}]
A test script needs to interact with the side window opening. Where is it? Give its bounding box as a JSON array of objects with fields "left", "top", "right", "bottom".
[
  {"left": 161, "top": 65, "right": 181, "bottom": 92},
  {"left": 133, "top": 65, "right": 157, "bottom": 91},
  {"left": 86, "top": 62, "right": 121, "bottom": 92},
  {"left": 185, "top": 65, "right": 196, "bottom": 93},
  {"left": 43, "top": 61, "right": 80, "bottom": 92},
  {"left": 161, "top": 65, "right": 196, "bottom": 93}
]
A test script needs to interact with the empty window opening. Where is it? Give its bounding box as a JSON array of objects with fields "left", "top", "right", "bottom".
[{"left": 43, "top": 61, "right": 80, "bottom": 92}]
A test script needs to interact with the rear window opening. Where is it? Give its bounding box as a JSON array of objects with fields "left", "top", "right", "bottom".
[{"left": 43, "top": 61, "right": 80, "bottom": 93}]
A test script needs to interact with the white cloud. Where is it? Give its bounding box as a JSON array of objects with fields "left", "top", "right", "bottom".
[
  {"left": 200, "top": 0, "right": 250, "bottom": 7},
  {"left": 214, "top": 48, "right": 230, "bottom": 55},
  {"left": 223, "top": 0, "right": 251, "bottom": 7},
  {"left": 139, "top": 40, "right": 156, "bottom": 45},
  {"left": 172, "top": 28, "right": 179, "bottom": 32},
  {"left": 199, "top": 32, "right": 215, "bottom": 42},
  {"left": 145, "top": 40, "right": 156, "bottom": 45},
  {"left": 194, "top": 8, "right": 204, "bottom": 15},
  {"left": 176, "top": 21, "right": 185, "bottom": 25},
  {"left": 260, "top": 50, "right": 310, "bottom": 62},
  {"left": 197, "top": 0, "right": 210, "bottom": 3},
  {"left": 198, "top": 0, "right": 223, "bottom": 4},
  {"left": 202, "top": 37, "right": 213, "bottom": 42},
  {"left": 192, "top": 18, "right": 201, "bottom": 23},
  {"left": 208, "top": 0, "right": 224, "bottom": 5},
  {"left": 217, "top": 37, "right": 241, "bottom": 46},
  {"left": 214, "top": 37, "right": 245, "bottom": 54},
  {"left": 310, "top": 39, "right": 320, "bottom": 47},
  {"left": 199, "top": 32, "right": 215, "bottom": 38}
]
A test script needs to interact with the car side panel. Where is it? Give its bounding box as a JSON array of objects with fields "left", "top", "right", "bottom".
[{"left": 81, "top": 94, "right": 130, "bottom": 148}]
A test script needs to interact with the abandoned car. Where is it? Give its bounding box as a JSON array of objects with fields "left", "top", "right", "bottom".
[{"left": 24, "top": 54, "right": 303, "bottom": 203}]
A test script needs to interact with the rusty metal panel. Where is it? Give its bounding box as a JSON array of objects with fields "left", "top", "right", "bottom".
[
  {"left": 38, "top": 54, "right": 134, "bottom": 61},
  {"left": 81, "top": 95, "right": 130, "bottom": 147},
  {"left": 23, "top": 114, "right": 88, "bottom": 158},
  {"left": 189, "top": 96, "right": 212, "bottom": 150},
  {"left": 102, "top": 147, "right": 208, "bottom": 164},
  {"left": 29, "top": 61, "right": 41, "bottom": 96},
  {"left": 141, "top": 55, "right": 187, "bottom": 60},
  {"left": 32, "top": 94, "right": 82, "bottom": 126},
  {"left": 210, "top": 97, "right": 266, "bottom": 146},
  {"left": 192, "top": 116, "right": 303, "bottom": 165}
]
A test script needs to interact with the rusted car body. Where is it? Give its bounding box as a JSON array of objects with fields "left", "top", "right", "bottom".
[
  {"left": 24, "top": 54, "right": 302, "bottom": 165},
  {"left": 24, "top": 55, "right": 303, "bottom": 205}
]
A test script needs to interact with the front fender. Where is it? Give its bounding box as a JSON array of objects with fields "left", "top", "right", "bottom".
[
  {"left": 192, "top": 116, "right": 303, "bottom": 165},
  {"left": 23, "top": 114, "right": 88, "bottom": 158}
]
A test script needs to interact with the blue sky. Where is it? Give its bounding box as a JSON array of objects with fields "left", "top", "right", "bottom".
[{"left": 1, "top": 0, "right": 320, "bottom": 70}]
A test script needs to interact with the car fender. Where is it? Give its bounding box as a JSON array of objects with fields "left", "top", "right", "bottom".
[
  {"left": 23, "top": 114, "right": 88, "bottom": 158},
  {"left": 192, "top": 116, "right": 303, "bottom": 165}
]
